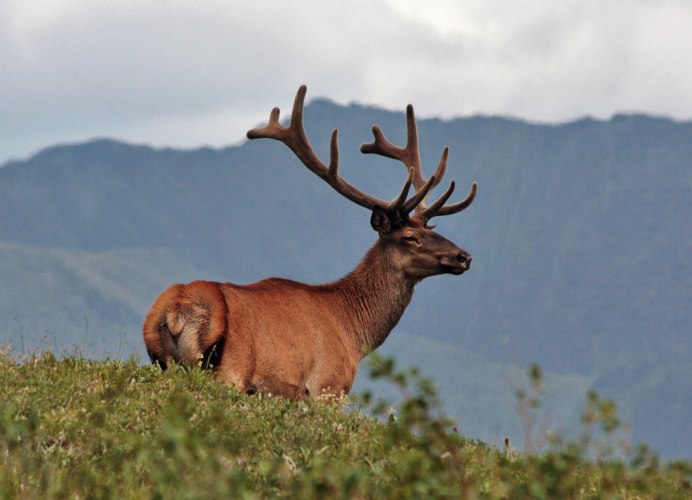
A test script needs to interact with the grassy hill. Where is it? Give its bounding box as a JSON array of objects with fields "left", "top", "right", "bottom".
[{"left": 1, "top": 350, "right": 689, "bottom": 498}]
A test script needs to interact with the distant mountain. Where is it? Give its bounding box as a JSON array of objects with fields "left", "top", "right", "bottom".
[{"left": 1, "top": 100, "right": 690, "bottom": 458}]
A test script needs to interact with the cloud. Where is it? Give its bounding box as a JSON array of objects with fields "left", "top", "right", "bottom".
[{"left": 1, "top": 0, "right": 691, "bottom": 163}]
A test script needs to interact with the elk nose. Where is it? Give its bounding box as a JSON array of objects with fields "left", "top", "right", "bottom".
[{"left": 456, "top": 252, "right": 472, "bottom": 268}]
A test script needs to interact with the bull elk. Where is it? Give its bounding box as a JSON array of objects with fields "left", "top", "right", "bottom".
[{"left": 143, "top": 85, "right": 477, "bottom": 399}]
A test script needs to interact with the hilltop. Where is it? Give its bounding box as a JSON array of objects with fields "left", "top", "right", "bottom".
[{"left": 1, "top": 352, "right": 689, "bottom": 498}]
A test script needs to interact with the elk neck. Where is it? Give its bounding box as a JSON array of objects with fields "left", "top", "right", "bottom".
[{"left": 324, "top": 238, "right": 415, "bottom": 358}]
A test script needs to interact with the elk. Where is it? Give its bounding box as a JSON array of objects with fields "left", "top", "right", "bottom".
[{"left": 143, "top": 85, "right": 477, "bottom": 399}]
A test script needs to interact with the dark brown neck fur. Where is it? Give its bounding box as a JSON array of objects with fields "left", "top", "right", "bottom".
[{"left": 323, "top": 239, "right": 415, "bottom": 357}]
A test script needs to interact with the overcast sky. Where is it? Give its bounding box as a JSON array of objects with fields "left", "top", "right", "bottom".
[{"left": 2, "top": 0, "right": 691, "bottom": 165}]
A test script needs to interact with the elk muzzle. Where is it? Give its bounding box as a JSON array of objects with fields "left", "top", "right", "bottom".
[{"left": 440, "top": 250, "right": 472, "bottom": 275}]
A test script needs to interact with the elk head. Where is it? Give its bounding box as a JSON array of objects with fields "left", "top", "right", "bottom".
[{"left": 247, "top": 85, "right": 477, "bottom": 283}]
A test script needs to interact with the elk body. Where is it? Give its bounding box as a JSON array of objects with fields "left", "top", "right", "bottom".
[{"left": 143, "top": 86, "right": 477, "bottom": 399}]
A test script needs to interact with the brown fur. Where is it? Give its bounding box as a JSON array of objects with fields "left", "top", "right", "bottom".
[
  {"left": 143, "top": 86, "right": 475, "bottom": 399},
  {"left": 143, "top": 222, "right": 471, "bottom": 399}
]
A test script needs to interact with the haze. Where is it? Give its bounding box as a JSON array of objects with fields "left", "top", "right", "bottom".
[{"left": 2, "top": 0, "right": 692, "bottom": 164}]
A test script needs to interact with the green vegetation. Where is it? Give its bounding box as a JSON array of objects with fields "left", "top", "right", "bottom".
[{"left": 1, "top": 348, "right": 690, "bottom": 498}]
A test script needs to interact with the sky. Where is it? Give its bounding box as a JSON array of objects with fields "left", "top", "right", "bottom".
[{"left": 2, "top": 0, "right": 692, "bottom": 165}]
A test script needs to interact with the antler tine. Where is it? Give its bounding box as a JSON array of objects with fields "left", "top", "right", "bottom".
[
  {"left": 246, "top": 107, "right": 282, "bottom": 139},
  {"left": 361, "top": 106, "right": 425, "bottom": 189},
  {"left": 389, "top": 167, "right": 414, "bottom": 211},
  {"left": 402, "top": 174, "right": 437, "bottom": 215},
  {"left": 403, "top": 104, "right": 429, "bottom": 192},
  {"left": 423, "top": 181, "right": 478, "bottom": 219},
  {"left": 361, "top": 104, "right": 448, "bottom": 214},
  {"left": 421, "top": 180, "right": 456, "bottom": 218},
  {"left": 247, "top": 86, "right": 388, "bottom": 212},
  {"left": 327, "top": 129, "right": 339, "bottom": 176},
  {"left": 431, "top": 147, "right": 448, "bottom": 187},
  {"left": 384, "top": 168, "right": 439, "bottom": 217}
]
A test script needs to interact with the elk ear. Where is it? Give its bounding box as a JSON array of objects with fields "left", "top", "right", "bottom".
[{"left": 370, "top": 205, "right": 392, "bottom": 235}]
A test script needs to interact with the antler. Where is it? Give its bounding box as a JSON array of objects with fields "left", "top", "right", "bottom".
[
  {"left": 360, "top": 104, "right": 477, "bottom": 220},
  {"left": 247, "top": 85, "right": 436, "bottom": 216}
]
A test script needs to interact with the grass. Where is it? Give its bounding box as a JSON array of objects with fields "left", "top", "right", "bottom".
[{"left": 1, "top": 348, "right": 690, "bottom": 498}]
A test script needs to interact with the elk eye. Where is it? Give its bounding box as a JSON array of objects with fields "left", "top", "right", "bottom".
[{"left": 403, "top": 235, "right": 419, "bottom": 244}]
